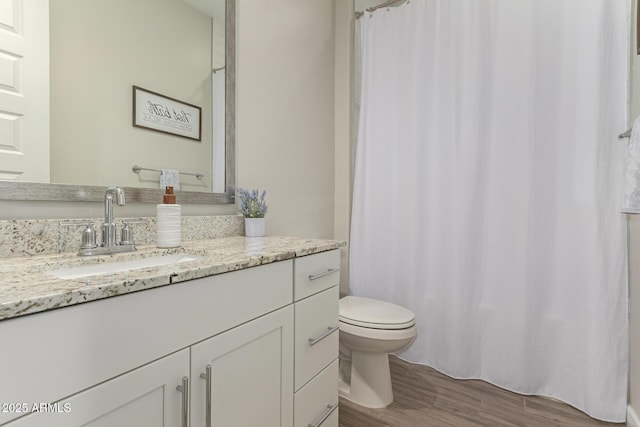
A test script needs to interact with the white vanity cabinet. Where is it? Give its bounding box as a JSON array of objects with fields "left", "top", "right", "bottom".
[
  {"left": 0, "top": 248, "right": 342, "bottom": 427},
  {"left": 292, "top": 250, "right": 340, "bottom": 427},
  {"left": 0, "top": 260, "right": 294, "bottom": 427}
]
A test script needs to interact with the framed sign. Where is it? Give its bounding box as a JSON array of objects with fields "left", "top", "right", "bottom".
[{"left": 132, "top": 86, "right": 202, "bottom": 141}]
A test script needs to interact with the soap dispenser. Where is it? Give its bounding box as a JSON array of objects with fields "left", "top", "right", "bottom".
[{"left": 157, "top": 186, "right": 181, "bottom": 248}]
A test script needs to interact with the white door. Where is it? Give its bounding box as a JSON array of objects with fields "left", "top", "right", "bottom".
[
  {"left": 5, "top": 349, "right": 189, "bottom": 427},
  {"left": 191, "top": 306, "right": 294, "bottom": 427},
  {"left": 0, "top": 0, "right": 49, "bottom": 182}
]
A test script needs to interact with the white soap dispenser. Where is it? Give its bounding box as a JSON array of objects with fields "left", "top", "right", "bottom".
[{"left": 157, "top": 186, "right": 181, "bottom": 248}]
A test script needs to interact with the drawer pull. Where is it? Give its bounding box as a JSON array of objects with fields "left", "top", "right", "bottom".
[
  {"left": 200, "top": 364, "right": 212, "bottom": 427},
  {"left": 176, "top": 376, "right": 189, "bottom": 427},
  {"left": 308, "top": 326, "right": 339, "bottom": 346},
  {"left": 308, "top": 268, "right": 340, "bottom": 281},
  {"left": 308, "top": 402, "right": 339, "bottom": 427}
]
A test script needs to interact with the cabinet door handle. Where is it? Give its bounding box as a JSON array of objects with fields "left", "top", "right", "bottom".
[
  {"left": 308, "top": 402, "right": 339, "bottom": 427},
  {"left": 308, "top": 326, "right": 339, "bottom": 347},
  {"left": 176, "top": 376, "right": 189, "bottom": 427},
  {"left": 308, "top": 268, "right": 340, "bottom": 281},
  {"left": 200, "top": 365, "right": 212, "bottom": 427}
]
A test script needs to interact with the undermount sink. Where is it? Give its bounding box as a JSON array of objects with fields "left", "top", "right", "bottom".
[{"left": 47, "top": 254, "right": 205, "bottom": 280}]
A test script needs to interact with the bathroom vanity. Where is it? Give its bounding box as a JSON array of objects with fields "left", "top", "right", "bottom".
[{"left": 0, "top": 237, "right": 343, "bottom": 427}]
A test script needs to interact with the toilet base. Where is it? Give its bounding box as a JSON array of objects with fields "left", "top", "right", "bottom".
[{"left": 339, "top": 350, "right": 393, "bottom": 409}]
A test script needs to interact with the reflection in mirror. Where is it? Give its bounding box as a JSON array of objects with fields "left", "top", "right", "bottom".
[
  {"left": 50, "top": 0, "right": 225, "bottom": 193},
  {"left": 0, "top": 0, "right": 234, "bottom": 203}
]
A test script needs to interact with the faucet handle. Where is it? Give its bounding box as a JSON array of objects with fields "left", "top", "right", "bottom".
[
  {"left": 120, "top": 222, "right": 134, "bottom": 246},
  {"left": 80, "top": 223, "right": 98, "bottom": 250},
  {"left": 60, "top": 220, "right": 98, "bottom": 249},
  {"left": 119, "top": 220, "right": 143, "bottom": 246},
  {"left": 60, "top": 221, "right": 98, "bottom": 249}
]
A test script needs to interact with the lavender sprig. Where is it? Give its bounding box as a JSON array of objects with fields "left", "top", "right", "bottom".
[{"left": 236, "top": 187, "right": 268, "bottom": 218}]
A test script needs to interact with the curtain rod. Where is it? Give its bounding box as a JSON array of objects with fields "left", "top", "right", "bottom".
[{"left": 355, "top": 0, "right": 408, "bottom": 19}]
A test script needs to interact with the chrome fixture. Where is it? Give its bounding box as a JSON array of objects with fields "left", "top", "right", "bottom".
[
  {"left": 80, "top": 223, "right": 98, "bottom": 250},
  {"left": 131, "top": 164, "right": 204, "bottom": 180},
  {"left": 74, "top": 187, "right": 137, "bottom": 256},
  {"left": 620, "top": 128, "right": 633, "bottom": 139},
  {"left": 102, "top": 186, "right": 125, "bottom": 248},
  {"left": 355, "top": 0, "right": 408, "bottom": 19}
]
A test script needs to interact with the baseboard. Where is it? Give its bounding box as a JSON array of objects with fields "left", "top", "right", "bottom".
[{"left": 628, "top": 405, "right": 640, "bottom": 427}]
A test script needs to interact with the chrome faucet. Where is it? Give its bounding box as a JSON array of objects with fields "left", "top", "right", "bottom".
[
  {"left": 102, "top": 186, "right": 126, "bottom": 247},
  {"left": 74, "top": 187, "right": 137, "bottom": 256}
]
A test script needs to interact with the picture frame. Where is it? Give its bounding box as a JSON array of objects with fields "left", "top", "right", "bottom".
[{"left": 132, "top": 85, "right": 202, "bottom": 141}]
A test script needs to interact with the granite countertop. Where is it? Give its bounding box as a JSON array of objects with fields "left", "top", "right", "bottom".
[{"left": 0, "top": 236, "right": 346, "bottom": 321}]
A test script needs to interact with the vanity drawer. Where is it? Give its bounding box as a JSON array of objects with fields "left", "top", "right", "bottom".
[
  {"left": 294, "top": 249, "right": 340, "bottom": 301},
  {"left": 294, "top": 285, "right": 339, "bottom": 391},
  {"left": 294, "top": 359, "right": 338, "bottom": 427}
]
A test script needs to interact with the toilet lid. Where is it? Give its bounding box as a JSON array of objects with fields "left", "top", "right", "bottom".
[{"left": 339, "top": 296, "right": 415, "bottom": 330}]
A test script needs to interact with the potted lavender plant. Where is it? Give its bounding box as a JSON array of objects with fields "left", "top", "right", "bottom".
[{"left": 236, "top": 187, "right": 268, "bottom": 237}]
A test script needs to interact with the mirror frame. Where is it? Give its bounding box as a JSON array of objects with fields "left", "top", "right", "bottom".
[{"left": 0, "top": 0, "right": 235, "bottom": 204}]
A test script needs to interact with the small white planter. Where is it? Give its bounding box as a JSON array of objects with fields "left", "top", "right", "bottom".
[{"left": 244, "top": 217, "right": 266, "bottom": 237}]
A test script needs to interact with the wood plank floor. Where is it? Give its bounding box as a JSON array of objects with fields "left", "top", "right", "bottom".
[{"left": 339, "top": 356, "right": 624, "bottom": 427}]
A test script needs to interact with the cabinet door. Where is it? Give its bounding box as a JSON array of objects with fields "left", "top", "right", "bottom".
[
  {"left": 4, "top": 349, "right": 189, "bottom": 427},
  {"left": 191, "top": 306, "right": 294, "bottom": 427}
]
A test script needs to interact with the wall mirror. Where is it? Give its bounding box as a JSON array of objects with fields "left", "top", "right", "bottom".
[{"left": 0, "top": 0, "right": 235, "bottom": 204}]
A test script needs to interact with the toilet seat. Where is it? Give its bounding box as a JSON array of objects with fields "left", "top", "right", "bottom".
[
  {"left": 339, "top": 318, "right": 417, "bottom": 341},
  {"left": 339, "top": 296, "right": 415, "bottom": 330},
  {"left": 338, "top": 296, "right": 417, "bottom": 408}
]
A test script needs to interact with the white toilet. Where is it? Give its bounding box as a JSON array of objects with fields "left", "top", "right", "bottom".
[{"left": 338, "top": 296, "right": 417, "bottom": 408}]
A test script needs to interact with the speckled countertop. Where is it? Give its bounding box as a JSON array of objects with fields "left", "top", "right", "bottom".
[{"left": 0, "top": 236, "right": 346, "bottom": 321}]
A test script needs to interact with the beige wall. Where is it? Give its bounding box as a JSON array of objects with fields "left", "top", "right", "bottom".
[
  {"left": 629, "top": 0, "right": 640, "bottom": 420},
  {"left": 334, "top": 0, "right": 353, "bottom": 295},
  {"left": 235, "top": 0, "right": 336, "bottom": 239}
]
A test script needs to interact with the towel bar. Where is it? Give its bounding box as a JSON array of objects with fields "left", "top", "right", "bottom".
[{"left": 131, "top": 165, "right": 204, "bottom": 180}]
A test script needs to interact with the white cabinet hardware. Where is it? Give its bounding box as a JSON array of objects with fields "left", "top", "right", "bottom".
[
  {"left": 176, "top": 376, "right": 189, "bottom": 427},
  {"left": 308, "top": 403, "right": 339, "bottom": 427},
  {"left": 199, "top": 365, "right": 212, "bottom": 427},
  {"left": 308, "top": 326, "right": 339, "bottom": 346},
  {"left": 308, "top": 268, "right": 340, "bottom": 281}
]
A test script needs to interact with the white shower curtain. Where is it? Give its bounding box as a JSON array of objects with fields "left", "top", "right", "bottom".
[{"left": 349, "top": 0, "right": 629, "bottom": 422}]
